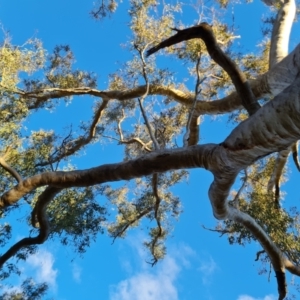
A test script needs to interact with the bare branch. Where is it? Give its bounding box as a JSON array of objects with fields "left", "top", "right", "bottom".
[
  {"left": 101, "top": 134, "right": 152, "bottom": 152},
  {"left": 269, "top": 0, "right": 296, "bottom": 68},
  {"left": 255, "top": 250, "right": 266, "bottom": 261},
  {"left": 111, "top": 207, "right": 152, "bottom": 241},
  {"left": 116, "top": 109, "right": 125, "bottom": 142},
  {"left": 227, "top": 207, "right": 287, "bottom": 299},
  {"left": 184, "top": 56, "right": 204, "bottom": 147},
  {"left": 149, "top": 173, "right": 164, "bottom": 265},
  {"left": 0, "top": 186, "right": 61, "bottom": 267},
  {"left": 135, "top": 45, "right": 160, "bottom": 150},
  {"left": 291, "top": 141, "right": 300, "bottom": 171},
  {"left": 146, "top": 23, "right": 261, "bottom": 115},
  {"left": 202, "top": 224, "right": 233, "bottom": 237},
  {"left": 36, "top": 99, "right": 108, "bottom": 167},
  {"left": 0, "top": 156, "right": 22, "bottom": 184}
]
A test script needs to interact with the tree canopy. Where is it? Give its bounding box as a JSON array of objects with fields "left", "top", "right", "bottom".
[{"left": 0, "top": 0, "right": 300, "bottom": 299}]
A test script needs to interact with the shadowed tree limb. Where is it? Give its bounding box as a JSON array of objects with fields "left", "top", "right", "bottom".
[
  {"left": 0, "top": 186, "right": 62, "bottom": 268},
  {"left": 291, "top": 142, "right": 300, "bottom": 171},
  {"left": 146, "top": 22, "right": 261, "bottom": 115},
  {"left": 0, "top": 156, "right": 22, "bottom": 184},
  {"left": 255, "top": 250, "right": 266, "bottom": 261}
]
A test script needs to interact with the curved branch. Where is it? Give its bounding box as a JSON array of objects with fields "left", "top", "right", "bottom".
[
  {"left": 0, "top": 157, "right": 22, "bottom": 183},
  {"left": 228, "top": 207, "right": 287, "bottom": 299},
  {"left": 267, "top": 148, "right": 289, "bottom": 207},
  {"left": 255, "top": 249, "right": 265, "bottom": 261},
  {"left": 0, "top": 144, "right": 216, "bottom": 208},
  {"left": 0, "top": 186, "right": 61, "bottom": 267},
  {"left": 150, "top": 173, "right": 164, "bottom": 265},
  {"left": 146, "top": 23, "right": 260, "bottom": 115},
  {"left": 291, "top": 142, "right": 300, "bottom": 171}
]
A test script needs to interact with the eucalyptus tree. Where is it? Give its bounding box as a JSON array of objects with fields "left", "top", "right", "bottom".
[{"left": 0, "top": 0, "right": 300, "bottom": 299}]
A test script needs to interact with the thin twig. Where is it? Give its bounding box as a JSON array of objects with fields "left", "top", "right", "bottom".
[
  {"left": 101, "top": 134, "right": 152, "bottom": 152},
  {"left": 183, "top": 54, "right": 205, "bottom": 147},
  {"left": 149, "top": 173, "right": 164, "bottom": 266},
  {"left": 135, "top": 44, "right": 160, "bottom": 150},
  {"left": 35, "top": 99, "right": 109, "bottom": 167},
  {"left": 232, "top": 168, "right": 248, "bottom": 209}
]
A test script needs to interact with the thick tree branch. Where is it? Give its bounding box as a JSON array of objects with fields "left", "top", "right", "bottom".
[
  {"left": 146, "top": 23, "right": 261, "bottom": 115},
  {"left": 15, "top": 43, "right": 300, "bottom": 119}
]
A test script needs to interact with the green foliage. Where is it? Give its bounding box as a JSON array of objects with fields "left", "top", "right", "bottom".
[
  {"left": 43, "top": 187, "right": 106, "bottom": 254},
  {"left": 0, "top": 38, "right": 45, "bottom": 89}
]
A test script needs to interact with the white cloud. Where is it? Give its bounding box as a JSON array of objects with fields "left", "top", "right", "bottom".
[
  {"left": 237, "top": 294, "right": 276, "bottom": 300},
  {"left": 72, "top": 263, "right": 82, "bottom": 283},
  {"left": 110, "top": 266, "right": 178, "bottom": 300},
  {"left": 110, "top": 241, "right": 195, "bottom": 300},
  {"left": 198, "top": 255, "right": 218, "bottom": 285},
  {"left": 26, "top": 249, "right": 58, "bottom": 288}
]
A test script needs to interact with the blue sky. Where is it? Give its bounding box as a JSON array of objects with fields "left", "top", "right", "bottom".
[{"left": 0, "top": 0, "right": 299, "bottom": 299}]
